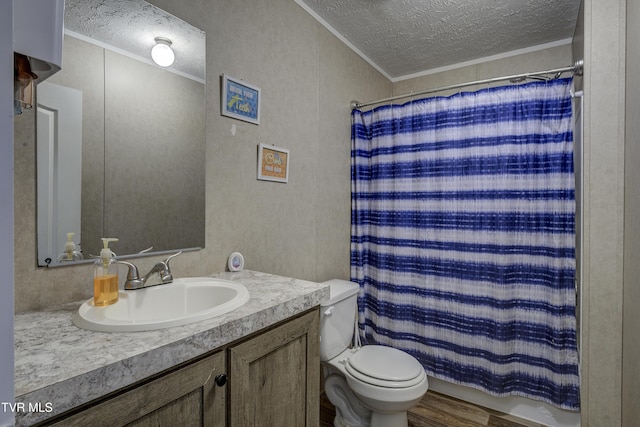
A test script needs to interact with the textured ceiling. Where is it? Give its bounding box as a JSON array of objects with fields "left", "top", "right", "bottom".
[
  {"left": 64, "top": 0, "right": 580, "bottom": 83},
  {"left": 64, "top": 0, "right": 205, "bottom": 81},
  {"left": 297, "top": 0, "right": 581, "bottom": 80}
]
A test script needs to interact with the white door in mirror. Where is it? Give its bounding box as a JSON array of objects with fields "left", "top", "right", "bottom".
[{"left": 228, "top": 252, "right": 245, "bottom": 271}]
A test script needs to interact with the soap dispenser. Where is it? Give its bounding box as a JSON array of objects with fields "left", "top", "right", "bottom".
[
  {"left": 93, "top": 238, "right": 119, "bottom": 306},
  {"left": 57, "top": 232, "right": 84, "bottom": 262}
]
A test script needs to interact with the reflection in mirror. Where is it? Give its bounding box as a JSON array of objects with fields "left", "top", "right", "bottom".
[{"left": 37, "top": 0, "right": 206, "bottom": 266}]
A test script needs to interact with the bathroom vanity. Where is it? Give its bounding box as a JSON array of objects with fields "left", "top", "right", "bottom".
[{"left": 14, "top": 271, "right": 330, "bottom": 427}]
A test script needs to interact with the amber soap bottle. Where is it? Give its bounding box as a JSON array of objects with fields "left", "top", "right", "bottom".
[{"left": 93, "top": 238, "right": 119, "bottom": 306}]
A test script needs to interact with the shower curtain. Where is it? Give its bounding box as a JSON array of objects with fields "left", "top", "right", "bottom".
[{"left": 350, "top": 78, "right": 580, "bottom": 410}]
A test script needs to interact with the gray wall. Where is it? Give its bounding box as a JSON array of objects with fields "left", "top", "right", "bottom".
[
  {"left": 392, "top": 45, "right": 571, "bottom": 96},
  {"left": 623, "top": 0, "right": 640, "bottom": 424},
  {"left": 579, "top": 0, "right": 626, "bottom": 424}
]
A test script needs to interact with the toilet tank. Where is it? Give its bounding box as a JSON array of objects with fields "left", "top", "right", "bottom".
[{"left": 319, "top": 279, "right": 360, "bottom": 361}]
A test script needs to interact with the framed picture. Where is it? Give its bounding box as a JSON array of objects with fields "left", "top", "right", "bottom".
[
  {"left": 221, "top": 75, "right": 261, "bottom": 125},
  {"left": 257, "top": 143, "right": 289, "bottom": 183}
]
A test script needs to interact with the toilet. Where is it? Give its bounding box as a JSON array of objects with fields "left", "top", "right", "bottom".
[{"left": 320, "top": 279, "right": 428, "bottom": 427}]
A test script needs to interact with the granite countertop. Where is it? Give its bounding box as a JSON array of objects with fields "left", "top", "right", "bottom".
[{"left": 14, "top": 270, "right": 330, "bottom": 426}]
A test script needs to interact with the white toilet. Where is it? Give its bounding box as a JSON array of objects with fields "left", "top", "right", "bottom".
[{"left": 320, "top": 279, "right": 428, "bottom": 427}]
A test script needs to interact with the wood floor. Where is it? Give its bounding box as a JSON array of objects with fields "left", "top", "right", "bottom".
[{"left": 320, "top": 390, "right": 545, "bottom": 427}]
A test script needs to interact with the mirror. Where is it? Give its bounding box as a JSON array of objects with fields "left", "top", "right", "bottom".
[{"left": 36, "top": 0, "right": 206, "bottom": 266}]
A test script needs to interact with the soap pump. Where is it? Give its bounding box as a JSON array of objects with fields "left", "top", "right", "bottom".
[
  {"left": 57, "top": 232, "right": 84, "bottom": 262},
  {"left": 93, "top": 238, "right": 119, "bottom": 306}
]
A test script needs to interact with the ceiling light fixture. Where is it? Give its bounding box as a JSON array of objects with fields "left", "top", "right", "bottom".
[{"left": 151, "top": 37, "right": 175, "bottom": 67}]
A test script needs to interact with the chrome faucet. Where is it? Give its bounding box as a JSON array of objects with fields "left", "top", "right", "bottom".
[{"left": 118, "top": 251, "right": 182, "bottom": 290}]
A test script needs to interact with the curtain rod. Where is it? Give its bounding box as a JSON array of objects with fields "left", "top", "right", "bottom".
[{"left": 350, "top": 59, "right": 584, "bottom": 110}]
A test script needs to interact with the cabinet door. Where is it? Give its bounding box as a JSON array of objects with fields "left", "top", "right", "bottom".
[
  {"left": 45, "top": 351, "right": 226, "bottom": 427},
  {"left": 228, "top": 308, "right": 320, "bottom": 427}
]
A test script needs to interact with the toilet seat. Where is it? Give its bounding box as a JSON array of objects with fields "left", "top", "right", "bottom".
[{"left": 345, "top": 345, "right": 425, "bottom": 388}]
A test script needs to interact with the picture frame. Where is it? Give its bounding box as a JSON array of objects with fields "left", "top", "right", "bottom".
[
  {"left": 257, "top": 143, "right": 289, "bottom": 183},
  {"left": 221, "top": 75, "right": 261, "bottom": 125}
]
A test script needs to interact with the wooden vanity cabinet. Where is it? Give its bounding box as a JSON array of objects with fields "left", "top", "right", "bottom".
[
  {"left": 43, "top": 351, "right": 226, "bottom": 427},
  {"left": 38, "top": 308, "right": 320, "bottom": 427},
  {"left": 228, "top": 308, "right": 320, "bottom": 427}
]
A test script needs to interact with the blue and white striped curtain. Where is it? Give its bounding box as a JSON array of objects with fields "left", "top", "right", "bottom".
[{"left": 350, "top": 78, "right": 580, "bottom": 410}]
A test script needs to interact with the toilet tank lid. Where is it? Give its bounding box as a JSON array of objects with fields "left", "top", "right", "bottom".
[{"left": 321, "top": 279, "right": 359, "bottom": 306}]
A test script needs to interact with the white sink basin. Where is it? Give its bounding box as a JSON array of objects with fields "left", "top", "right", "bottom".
[{"left": 73, "top": 277, "right": 250, "bottom": 332}]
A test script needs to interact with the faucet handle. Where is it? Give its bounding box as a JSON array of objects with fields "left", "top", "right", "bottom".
[
  {"left": 117, "top": 260, "right": 144, "bottom": 290},
  {"left": 164, "top": 251, "right": 182, "bottom": 267},
  {"left": 161, "top": 251, "right": 182, "bottom": 282}
]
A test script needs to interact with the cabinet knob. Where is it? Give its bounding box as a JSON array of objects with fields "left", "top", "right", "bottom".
[{"left": 215, "top": 374, "right": 227, "bottom": 387}]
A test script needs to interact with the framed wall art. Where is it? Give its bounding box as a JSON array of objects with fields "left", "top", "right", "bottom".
[
  {"left": 257, "top": 143, "right": 289, "bottom": 183},
  {"left": 221, "top": 75, "right": 261, "bottom": 125}
]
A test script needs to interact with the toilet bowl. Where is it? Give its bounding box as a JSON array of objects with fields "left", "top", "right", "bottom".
[{"left": 320, "top": 279, "right": 428, "bottom": 427}]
